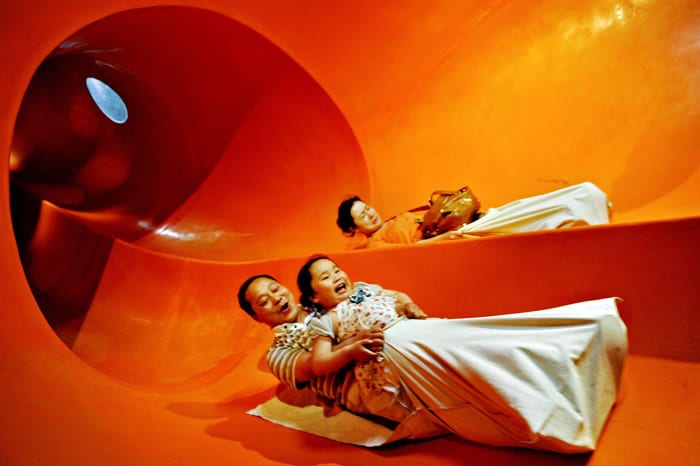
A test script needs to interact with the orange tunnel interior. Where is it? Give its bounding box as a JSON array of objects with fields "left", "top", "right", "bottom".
[{"left": 1, "top": 1, "right": 698, "bottom": 465}]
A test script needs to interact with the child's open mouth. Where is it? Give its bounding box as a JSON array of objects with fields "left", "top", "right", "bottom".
[{"left": 334, "top": 283, "right": 347, "bottom": 294}]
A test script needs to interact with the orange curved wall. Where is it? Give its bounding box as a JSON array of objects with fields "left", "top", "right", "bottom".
[{"left": 1, "top": 1, "right": 698, "bottom": 465}]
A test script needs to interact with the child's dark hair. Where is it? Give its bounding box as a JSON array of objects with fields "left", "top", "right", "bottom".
[
  {"left": 336, "top": 196, "right": 361, "bottom": 235},
  {"left": 297, "top": 254, "right": 332, "bottom": 310},
  {"left": 237, "top": 274, "right": 277, "bottom": 319}
]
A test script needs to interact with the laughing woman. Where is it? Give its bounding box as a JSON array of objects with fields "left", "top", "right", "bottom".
[{"left": 337, "top": 182, "right": 611, "bottom": 249}]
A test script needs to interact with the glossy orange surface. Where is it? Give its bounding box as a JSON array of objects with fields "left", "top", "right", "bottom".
[{"left": 1, "top": 1, "right": 698, "bottom": 465}]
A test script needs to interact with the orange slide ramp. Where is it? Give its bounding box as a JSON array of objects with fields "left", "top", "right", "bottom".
[{"left": 1, "top": 1, "right": 699, "bottom": 465}]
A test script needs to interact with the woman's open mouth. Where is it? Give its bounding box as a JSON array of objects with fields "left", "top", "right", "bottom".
[{"left": 279, "top": 301, "right": 289, "bottom": 312}]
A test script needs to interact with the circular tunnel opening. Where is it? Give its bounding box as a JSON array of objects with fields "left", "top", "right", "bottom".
[{"left": 8, "top": 5, "right": 369, "bottom": 383}]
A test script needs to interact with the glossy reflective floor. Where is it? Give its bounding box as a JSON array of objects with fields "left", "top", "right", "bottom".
[{"left": 1, "top": 1, "right": 698, "bottom": 465}]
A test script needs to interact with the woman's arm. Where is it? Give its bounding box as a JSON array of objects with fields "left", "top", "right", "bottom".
[
  {"left": 388, "top": 290, "right": 428, "bottom": 319},
  {"left": 292, "top": 352, "right": 315, "bottom": 383},
  {"left": 267, "top": 344, "right": 315, "bottom": 385}
]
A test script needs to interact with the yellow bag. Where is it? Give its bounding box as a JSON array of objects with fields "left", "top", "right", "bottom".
[{"left": 420, "top": 186, "right": 481, "bottom": 238}]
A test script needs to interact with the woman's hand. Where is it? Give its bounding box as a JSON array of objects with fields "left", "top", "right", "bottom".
[
  {"left": 347, "top": 338, "right": 382, "bottom": 363},
  {"left": 344, "top": 329, "right": 384, "bottom": 362},
  {"left": 398, "top": 301, "right": 428, "bottom": 319},
  {"left": 391, "top": 290, "right": 428, "bottom": 319},
  {"left": 350, "top": 328, "right": 384, "bottom": 351},
  {"left": 322, "top": 329, "right": 384, "bottom": 368},
  {"left": 338, "top": 328, "right": 384, "bottom": 352}
]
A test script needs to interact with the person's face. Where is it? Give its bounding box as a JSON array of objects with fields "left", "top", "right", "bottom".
[
  {"left": 350, "top": 200, "right": 383, "bottom": 235},
  {"left": 245, "top": 277, "right": 301, "bottom": 327},
  {"left": 309, "top": 259, "right": 353, "bottom": 309}
]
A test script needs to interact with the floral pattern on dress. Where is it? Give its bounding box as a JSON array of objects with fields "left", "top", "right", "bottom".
[
  {"left": 337, "top": 283, "right": 400, "bottom": 340},
  {"left": 335, "top": 283, "right": 403, "bottom": 397}
]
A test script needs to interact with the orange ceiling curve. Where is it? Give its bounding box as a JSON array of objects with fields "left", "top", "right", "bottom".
[{"left": 1, "top": 1, "right": 698, "bottom": 466}]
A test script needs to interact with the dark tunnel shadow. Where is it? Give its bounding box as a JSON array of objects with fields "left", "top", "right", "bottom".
[{"left": 10, "top": 184, "right": 113, "bottom": 348}]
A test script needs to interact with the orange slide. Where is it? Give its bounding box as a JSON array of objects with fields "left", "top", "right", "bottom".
[{"left": 1, "top": 1, "right": 698, "bottom": 465}]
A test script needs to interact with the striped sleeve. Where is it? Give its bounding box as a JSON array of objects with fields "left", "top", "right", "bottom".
[{"left": 266, "top": 345, "right": 305, "bottom": 388}]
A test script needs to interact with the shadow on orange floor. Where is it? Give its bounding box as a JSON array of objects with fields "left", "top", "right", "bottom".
[{"left": 1, "top": 1, "right": 699, "bottom": 465}]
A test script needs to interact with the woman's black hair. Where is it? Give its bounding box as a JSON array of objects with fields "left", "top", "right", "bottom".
[
  {"left": 297, "top": 254, "right": 332, "bottom": 311},
  {"left": 237, "top": 274, "right": 277, "bottom": 319},
  {"left": 336, "top": 196, "right": 362, "bottom": 235}
]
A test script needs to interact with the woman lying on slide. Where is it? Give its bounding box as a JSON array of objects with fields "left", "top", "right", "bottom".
[
  {"left": 237, "top": 273, "right": 421, "bottom": 388},
  {"left": 338, "top": 181, "right": 611, "bottom": 249},
  {"left": 238, "top": 254, "right": 627, "bottom": 453}
]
